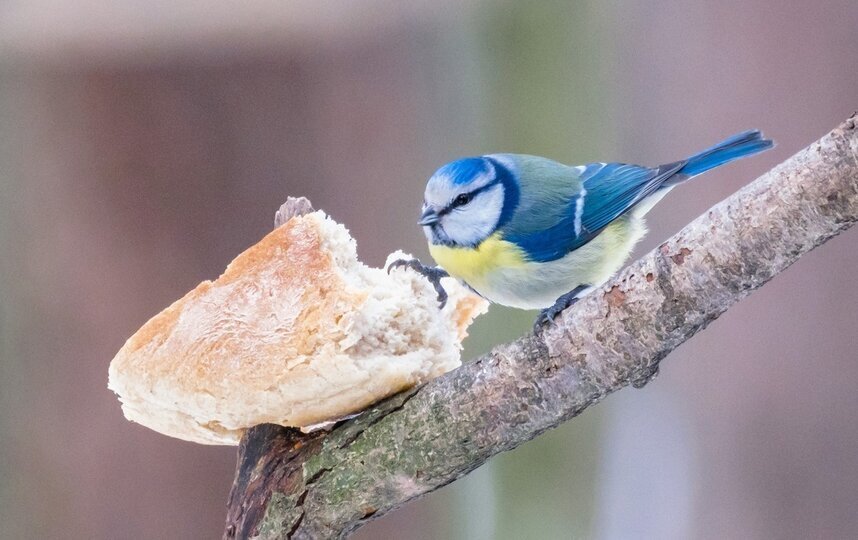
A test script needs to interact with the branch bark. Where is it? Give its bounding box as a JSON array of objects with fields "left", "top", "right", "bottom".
[{"left": 224, "top": 116, "right": 858, "bottom": 539}]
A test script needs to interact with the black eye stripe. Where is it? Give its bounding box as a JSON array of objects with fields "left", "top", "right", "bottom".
[{"left": 445, "top": 180, "right": 500, "bottom": 212}]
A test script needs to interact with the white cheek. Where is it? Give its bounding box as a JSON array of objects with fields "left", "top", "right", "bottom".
[{"left": 443, "top": 186, "right": 504, "bottom": 245}]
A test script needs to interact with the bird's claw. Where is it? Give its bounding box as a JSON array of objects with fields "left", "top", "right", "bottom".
[
  {"left": 533, "top": 284, "right": 591, "bottom": 334},
  {"left": 533, "top": 312, "right": 552, "bottom": 333},
  {"left": 387, "top": 258, "right": 450, "bottom": 309},
  {"left": 533, "top": 304, "right": 567, "bottom": 334},
  {"left": 386, "top": 258, "right": 419, "bottom": 275}
]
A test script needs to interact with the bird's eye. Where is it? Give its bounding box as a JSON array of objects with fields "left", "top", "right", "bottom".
[{"left": 453, "top": 193, "right": 472, "bottom": 207}]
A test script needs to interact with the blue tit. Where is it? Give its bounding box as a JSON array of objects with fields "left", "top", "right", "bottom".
[{"left": 391, "top": 130, "right": 773, "bottom": 327}]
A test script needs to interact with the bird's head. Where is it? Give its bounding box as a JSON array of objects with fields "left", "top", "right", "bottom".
[{"left": 420, "top": 156, "right": 518, "bottom": 247}]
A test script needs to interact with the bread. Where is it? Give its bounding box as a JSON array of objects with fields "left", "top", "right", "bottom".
[{"left": 107, "top": 208, "right": 488, "bottom": 445}]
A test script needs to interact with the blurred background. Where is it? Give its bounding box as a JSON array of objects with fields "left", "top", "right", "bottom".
[{"left": 1, "top": 1, "right": 857, "bottom": 538}]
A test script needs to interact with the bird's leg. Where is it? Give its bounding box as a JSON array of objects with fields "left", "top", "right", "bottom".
[
  {"left": 387, "top": 258, "right": 450, "bottom": 309},
  {"left": 533, "top": 284, "right": 592, "bottom": 333}
]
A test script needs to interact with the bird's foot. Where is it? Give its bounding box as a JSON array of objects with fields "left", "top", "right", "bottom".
[
  {"left": 387, "top": 258, "right": 450, "bottom": 309},
  {"left": 533, "top": 284, "right": 592, "bottom": 334}
]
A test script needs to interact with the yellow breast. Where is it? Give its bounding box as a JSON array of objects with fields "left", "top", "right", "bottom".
[{"left": 428, "top": 233, "right": 527, "bottom": 289}]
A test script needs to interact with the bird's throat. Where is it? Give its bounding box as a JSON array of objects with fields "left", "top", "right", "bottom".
[{"left": 428, "top": 233, "right": 527, "bottom": 290}]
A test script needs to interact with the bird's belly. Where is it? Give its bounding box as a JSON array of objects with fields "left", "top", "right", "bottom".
[
  {"left": 430, "top": 220, "right": 645, "bottom": 310},
  {"left": 481, "top": 260, "right": 594, "bottom": 309}
]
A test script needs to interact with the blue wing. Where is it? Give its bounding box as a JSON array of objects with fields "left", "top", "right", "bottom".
[
  {"left": 575, "top": 161, "right": 684, "bottom": 239},
  {"left": 502, "top": 159, "right": 684, "bottom": 263}
]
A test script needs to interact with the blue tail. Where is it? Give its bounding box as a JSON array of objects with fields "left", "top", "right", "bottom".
[{"left": 679, "top": 130, "right": 774, "bottom": 177}]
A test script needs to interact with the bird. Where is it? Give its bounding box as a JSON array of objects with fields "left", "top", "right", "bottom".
[{"left": 389, "top": 130, "right": 773, "bottom": 330}]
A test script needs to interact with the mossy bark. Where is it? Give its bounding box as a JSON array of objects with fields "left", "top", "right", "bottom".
[{"left": 225, "top": 117, "right": 858, "bottom": 539}]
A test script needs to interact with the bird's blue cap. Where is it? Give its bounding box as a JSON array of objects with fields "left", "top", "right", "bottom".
[{"left": 434, "top": 157, "right": 491, "bottom": 186}]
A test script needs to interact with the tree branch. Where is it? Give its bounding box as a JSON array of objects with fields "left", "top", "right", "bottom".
[{"left": 224, "top": 116, "right": 858, "bottom": 539}]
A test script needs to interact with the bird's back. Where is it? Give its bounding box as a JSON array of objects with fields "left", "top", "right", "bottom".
[
  {"left": 491, "top": 154, "right": 582, "bottom": 234},
  {"left": 489, "top": 154, "right": 591, "bottom": 262}
]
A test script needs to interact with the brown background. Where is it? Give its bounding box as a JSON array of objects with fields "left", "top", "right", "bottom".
[{"left": 1, "top": 1, "right": 857, "bottom": 538}]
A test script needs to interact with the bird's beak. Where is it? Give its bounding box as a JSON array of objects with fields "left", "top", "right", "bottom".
[{"left": 418, "top": 207, "right": 440, "bottom": 226}]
